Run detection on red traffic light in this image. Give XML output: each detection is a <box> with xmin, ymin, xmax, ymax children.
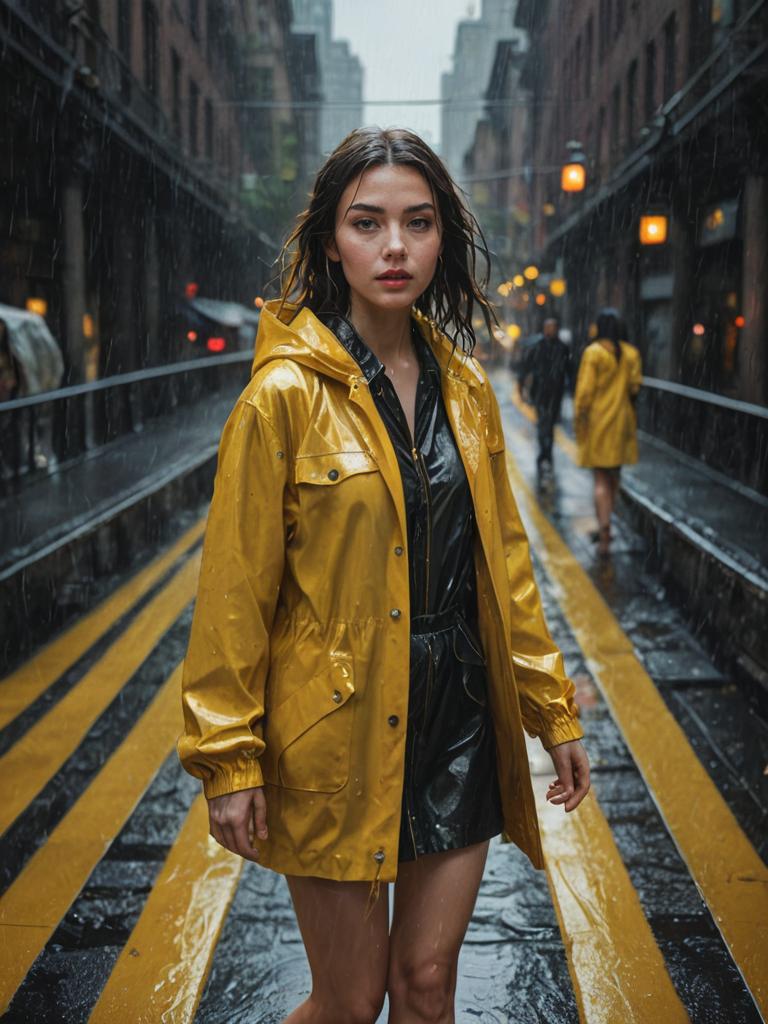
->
<box><xmin>206</xmin><ymin>336</ymin><xmax>226</xmax><ymax>353</ymax></box>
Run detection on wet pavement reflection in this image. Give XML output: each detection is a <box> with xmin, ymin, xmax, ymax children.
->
<box><xmin>0</xmin><ymin>366</ymin><xmax>766</xmax><ymax>1023</ymax></box>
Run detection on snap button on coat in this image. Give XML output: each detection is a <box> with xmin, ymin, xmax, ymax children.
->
<box><xmin>390</xmin><ymin>608</ymin><xmax>402</xmax><ymax>620</ymax></box>
<box><xmin>388</xmin><ymin>715</ymin><xmax>399</xmax><ymax>727</ymax></box>
<box><xmin>328</xmin><ymin>468</ymin><xmax>340</xmax><ymax>480</ymax></box>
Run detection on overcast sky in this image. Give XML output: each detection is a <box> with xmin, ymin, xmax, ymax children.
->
<box><xmin>332</xmin><ymin>0</ymin><xmax>480</xmax><ymax>148</ymax></box>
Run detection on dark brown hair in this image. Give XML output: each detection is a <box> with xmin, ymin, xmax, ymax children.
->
<box><xmin>279</xmin><ymin>126</ymin><xmax>497</xmax><ymax>354</ymax></box>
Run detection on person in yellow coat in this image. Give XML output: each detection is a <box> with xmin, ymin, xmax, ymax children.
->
<box><xmin>178</xmin><ymin>127</ymin><xmax>589</xmax><ymax>1023</ymax></box>
<box><xmin>575</xmin><ymin>309</ymin><xmax>643</xmax><ymax>555</ymax></box>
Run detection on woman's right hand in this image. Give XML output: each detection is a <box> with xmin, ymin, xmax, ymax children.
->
<box><xmin>207</xmin><ymin>787</ymin><xmax>267</xmax><ymax>862</ymax></box>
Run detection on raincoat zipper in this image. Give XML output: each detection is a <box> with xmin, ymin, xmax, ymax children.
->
<box><xmin>412</xmin><ymin>446</ymin><xmax>432</xmax><ymax>614</ymax></box>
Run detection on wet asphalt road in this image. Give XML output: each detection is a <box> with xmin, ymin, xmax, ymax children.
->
<box><xmin>0</xmin><ymin>365</ymin><xmax>766</xmax><ymax>1023</ymax></box>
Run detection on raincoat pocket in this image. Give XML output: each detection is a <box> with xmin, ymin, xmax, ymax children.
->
<box><xmin>294</xmin><ymin>449</ymin><xmax>378</xmax><ymax>485</ymax></box>
<box><xmin>264</xmin><ymin>662</ymin><xmax>356</xmax><ymax>793</ymax></box>
<box><xmin>453</xmin><ymin>619</ymin><xmax>488</xmax><ymax>707</ymax></box>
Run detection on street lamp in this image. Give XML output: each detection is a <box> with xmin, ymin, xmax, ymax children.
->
<box><xmin>561</xmin><ymin>140</ymin><xmax>586</xmax><ymax>193</ymax></box>
<box><xmin>549</xmin><ymin>278</ymin><xmax>567</xmax><ymax>297</ymax></box>
<box><xmin>523</xmin><ymin>265</ymin><xmax>539</xmax><ymax>281</ymax></box>
<box><xmin>639</xmin><ymin>214</ymin><xmax>669</xmax><ymax>245</ymax></box>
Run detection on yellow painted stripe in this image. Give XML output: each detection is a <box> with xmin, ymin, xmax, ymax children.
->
<box><xmin>0</xmin><ymin>518</ymin><xmax>205</xmax><ymax>732</ymax></box>
<box><xmin>510</xmin><ymin>387</ymin><xmax>578</xmax><ymax>462</ymax></box>
<box><xmin>530</xmin><ymin>756</ymin><xmax>689</xmax><ymax>1022</ymax></box>
<box><xmin>0</xmin><ymin>664</ymin><xmax>184</xmax><ymax>1012</ymax></box>
<box><xmin>89</xmin><ymin>795</ymin><xmax>241</xmax><ymax>1024</ymax></box>
<box><xmin>0</xmin><ymin>550</ymin><xmax>201</xmax><ymax>837</ymax></box>
<box><xmin>507</xmin><ymin>448</ymin><xmax>768</xmax><ymax>1017</ymax></box>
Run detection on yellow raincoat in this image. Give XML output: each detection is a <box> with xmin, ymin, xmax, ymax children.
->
<box><xmin>178</xmin><ymin>301</ymin><xmax>583</xmax><ymax>882</ymax></box>
<box><xmin>575</xmin><ymin>340</ymin><xmax>643</xmax><ymax>468</ymax></box>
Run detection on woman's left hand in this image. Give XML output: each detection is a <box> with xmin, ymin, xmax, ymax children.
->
<box><xmin>546</xmin><ymin>739</ymin><xmax>590</xmax><ymax>812</ymax></box>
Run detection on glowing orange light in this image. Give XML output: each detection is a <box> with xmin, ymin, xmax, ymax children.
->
<box><xmin>254</xmin><ymin>296</ymin><xmax>265</xmax><ymax>309</ymax></box>
<box><xmin>523</xmin><ymin>265</ymin><xmax>539</xmax><ymax>281</ymax></box>
<box><xmin>26</xmin><ymin>298</ymin><xmax>48</xmax><ymax>316</ymax></box>
<box><xmin>535</xmin><ymin>294</ymin><xmax>547</xmax><ymax>306</ymax></box>
<box><xmin>185</xmin><ymin>282</ymin><xmax>200</xmax><ymax>299</ymax></box>
<box><xmin>550</xmin><ymin>278</ymin><xmax>567</xmax><ymax>297</ymax></box>
<box><xmin>513</xmin><ymin>274</ymin><xmax>525</xmax><ymax>287</ymax></box>
<box><xmin>561</xmin><ymin>162</ymin><xmax>586</xmax><ymax>192</ymax></box>
<box><xmin>734</xmin><ymin>315</ymin><xmax>745</xmax><ymax>328</ymax></box>
<box><xmin>692</xmin><ymin>323</ymin><xmax>706</xmax><ymax>336</ymax></box>
<box><xmin>187</xmin><ymin>330</ymin><xmax>198</xmax><ymax>342</ymax></box>
<box><xmin>207</xmin><ymin>336</ymin><xmax>226</xmax><ymax>352</ymax></box>
<box><xmin>639</xmin><ymin>215</ymin><xmax>668</xmax><ymax>245</ymax></box>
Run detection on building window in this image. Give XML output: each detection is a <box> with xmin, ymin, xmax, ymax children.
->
<box><xmin>204</xmin><ymin>97</ymin><xmax>214</xmax><ymax>159</ymax></box>
<box><xmin>189</xmin><ymin>79</ymin><xmax>199</xmax><ymax>155</ymax></box>
<box><xmin>143</xmin><ymin>2</ymin><xmax>159</xmax><ymax>98</ymax></box>
<box><xmin>117</xmin><ymin>0</ymin><xmax>131</xmax><ymax>99</ymax></box>
<box><xmin>597</xmin><ymin>105</ymin><xmax>606</xmax><ymax>172</ymax></box>
<box><xmin>117</xmin><ymin>0</ymin><xmax>131</xmax><ymax>59</ymax></box>
<box><xmin>663</xmin><ymin>13</ymin><xmax>678</xmax><ymax>100</ymax></box>
<box><xmin>189</xmin><ymin>0</ymin><xmax>200</xmax><ymax>39</ymax></box>
<box><xmin>206</xmin><ymin>0</ymin><xmax>219</xmax><ymax>61</ymax></box>
<box><xmin>644</xmin><ymin>38</ymin><xmax>657</xmax><ymax>120</ymax></box>
<box><xmin>585</xmin><ymin>16</ymin><xmax>594</xmax><ymax>97</ymax></box>
<box><xmin>610</xmin><ymin>82</ymin><xmax>621</xmax><ymax>153</ymax></box>
<box><xmin>171</xmin><ymin>49</ymin><xmax>182</xmax><ymax>138</ymax></box>
<box><xmin>626</xmin><ymin>59</ymin><xmax>637</xmax><ymax>143</ymax></box>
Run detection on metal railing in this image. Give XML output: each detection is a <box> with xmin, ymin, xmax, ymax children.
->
<box><xmin>0</xmin><ymin>353</ymin><xmax>252</xmax><ymax>487</ymax></box>
<box><xmin>637</xmin><ymin>377</ymin><xmax>768</xmax><ymax>497</ymax></box>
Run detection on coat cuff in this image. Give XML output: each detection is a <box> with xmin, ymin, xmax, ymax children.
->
<box><xmin>201</xmin><ymin>757</ymin><xmax>265</xmax><ymax>799</ymax></box>
<box><xmin>538</xmin><ymin>713</ymin><xmax>584</xmax><ymax>750</ymax></box>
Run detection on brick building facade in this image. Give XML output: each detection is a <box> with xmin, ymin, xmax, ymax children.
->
<box><xmin>476</xmin><ymin>0</ymin><xmax>768</xmax><ymax>404</ymax></box>
<box><xmin>0</xmin><ymin>0</ymin><xmax>321</xmax><ymax>384</ymax></box>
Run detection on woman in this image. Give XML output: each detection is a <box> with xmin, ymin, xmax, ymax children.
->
<box><xmin>574</xmin><ymin>308</ymin><xmax>643</xmax><ymax>556</ymax></box>
<box><xmin>178</xmin><ymin>127</ymin><xmax>589</xmax><ymax>1024</ymax></box>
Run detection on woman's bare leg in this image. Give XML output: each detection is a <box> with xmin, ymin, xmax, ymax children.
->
<box><xmin>283</xmin><ymin>875</ymin><xmax>390</xmax><ymax>1024</ymax></box>
<box><xmin>593</xmin><ymin>469</ymin><xmax>614</xmax><ymax>552</ymax></box>
<box><xmin>387</xmin><ymin>841</ymin><xmax>490</xmax><ymax>1024</ymax></box>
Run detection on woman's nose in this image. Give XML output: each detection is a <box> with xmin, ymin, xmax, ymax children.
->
<box><xmin>383</xmin><ymin>229</ymin><xmax>406</xmax><ymax>259</ymax></box>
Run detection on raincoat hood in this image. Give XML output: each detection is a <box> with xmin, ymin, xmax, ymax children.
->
<box><xmin>252</xmin><ymin>299</ymin><xmax>483</xmax><ymax>391</ymax></box>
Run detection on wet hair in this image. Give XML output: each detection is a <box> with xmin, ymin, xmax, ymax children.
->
<box><xmin>279</xmin><ymin>126</ymin><xmax>497</xmax><ymax>354</ymax></box>
<box><xmin>595</xmin><ymin>307</ymin><xmax>623</xmax><ymax>361</ymax></box>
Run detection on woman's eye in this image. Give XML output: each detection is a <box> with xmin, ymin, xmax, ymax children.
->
<box><xmin>410</xmin><ymin>218</ymin><xmax>432</xmax><ymax>231</ymax></box>
<box><xmin>353</xmin><ymin>218</ymin><xmax>377</xmax><ymax>231</ymax></box>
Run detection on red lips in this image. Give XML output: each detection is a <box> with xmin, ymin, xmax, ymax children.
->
<box><xmin>377</xmin><ymin>269</ymin><xmax>412</xmax><ymax>280</ymax></box>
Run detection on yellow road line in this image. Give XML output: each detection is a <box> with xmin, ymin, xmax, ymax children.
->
<box><xmin>0</xmin><ymin>664</ymin><xmax>184</xmax><ymax>1012</ymax></box>
<box><xmin>0</xmin><ymin>518</ymin><xmax>205</xmax><ymax>732</ymax></box>
<box><xmin>89</xmin><ymin>795</ymin><xmax>241</xmax><ymax>1024</ymax></box>
<box><xmin>530</xmin><ymin>756</ymin><xmax>689</xmax><ymax>1023</ymax></box>
<box><xmin>510</xmin><ymin>387</ymin><xmax>578</xmax><ymax>463</ymax></box>
<box><xmin>0</xmin><ymin>550</ymin><xmax>201</xmax><ymax>837</ymax></box>
<box><xmin>507</xmin><ymin>448</ymin><xmax>768</xmax><ymax>1018</ymax></box>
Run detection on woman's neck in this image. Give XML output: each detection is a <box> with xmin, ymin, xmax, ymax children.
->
<box><xmin>348</xmin><ymin>298</ymin><xmax>414</xmax><ymax>367</ymax></box>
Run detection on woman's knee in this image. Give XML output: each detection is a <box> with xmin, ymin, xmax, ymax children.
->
<box><xmin>388</xmin><ymin>958</ymin><xmax>455</xmax><ymax>1020</ymax></box>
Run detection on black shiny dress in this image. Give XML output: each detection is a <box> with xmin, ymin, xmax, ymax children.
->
<box><xmin>319</xmin><ymin>314</ymin><xmax>504</xmax><ymax>861</ymax></box>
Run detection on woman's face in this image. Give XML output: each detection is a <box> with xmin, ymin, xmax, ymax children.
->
<box><xmin>326</xmin><ymin>163</ymin><xmax>442</xmax><ymax>315</ymax></box>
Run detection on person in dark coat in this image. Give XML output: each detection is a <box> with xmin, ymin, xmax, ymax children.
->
<box><xmin>517</xmin><ymin>317</ymin><xmax>572</xmax><ymax>474</ymax></box>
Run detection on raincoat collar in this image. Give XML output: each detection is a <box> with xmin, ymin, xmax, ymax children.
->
<box><xmin>315</xmin><ymin>311</ymin><xmax>441</xmax><ymax>389</ymax></box>
<box><xmin>253</xmin><ymin>300</ymin><xmax>483</xmax><ymax>392</ymax></box>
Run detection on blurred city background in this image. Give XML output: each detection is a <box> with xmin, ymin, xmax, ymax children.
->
<box><xmin>0</xmin><ymin>2</ymin><xmax>766</xmax><ymax>1021</ymax></box>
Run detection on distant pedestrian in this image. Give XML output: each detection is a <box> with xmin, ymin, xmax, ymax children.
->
<box><xmin>179</xmin><ymin>126</ymin><xmax>589</xmax><ymax>1023</ymax></box>
<box><xmin>517</xmin><ymin>317</ymin><xmax>572</xmax><ymax>476</ymax></box>
<box><xmin>574</xmin><ymin>308</ymin><xmax>642</xmax><ymax>555</ymax></box>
